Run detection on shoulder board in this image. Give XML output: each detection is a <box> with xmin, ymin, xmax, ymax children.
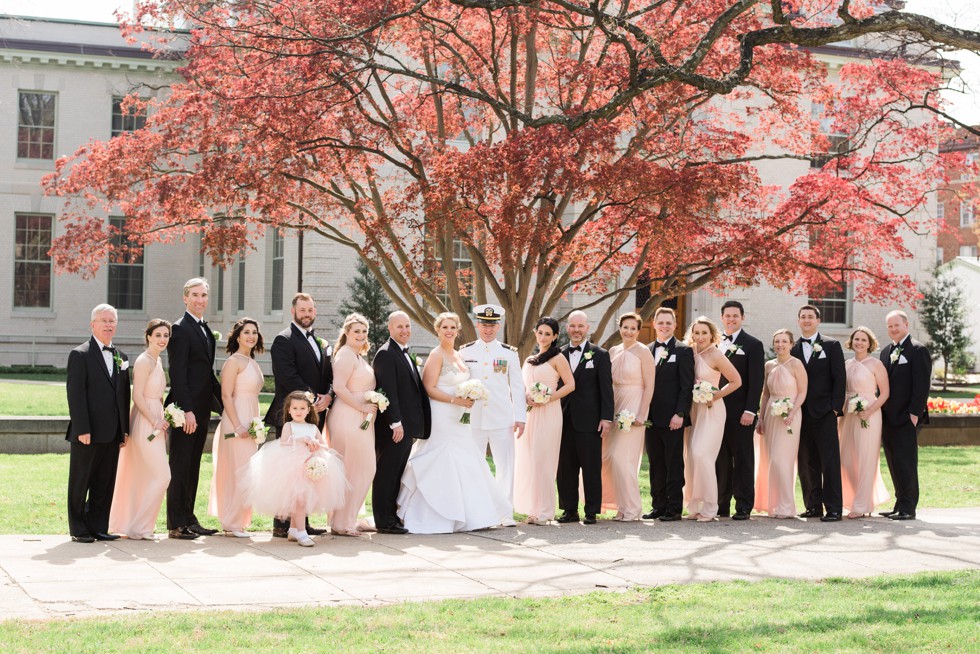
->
<box><xmin>501</xmin><ymin>343</ymin><xmax>519</xmax><ymax>352</ymax></box>
<box><xmin>460</xmin><ymin>341</ymin><xmax>477</xmax><ymax>349</ymax></box>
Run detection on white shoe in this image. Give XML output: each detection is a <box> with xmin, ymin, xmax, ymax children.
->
<box><xmin>287</xmin><ymin>528</ymin><xmax>299</xmax><ymax>542</ymax></box>
<box><xmin>227</xmin><ymin>530</ymin><xmax>250</xmax><ymax>538</ymax></box>
<box><xmin>295</xmin><ymin>531</ymin><xmax>314</xmax><ymax>547</ymax></box>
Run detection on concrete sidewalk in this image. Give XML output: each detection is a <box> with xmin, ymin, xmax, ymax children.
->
<box><xmin>2</xmin><ymin>508</ymin><xmax>978</xmax><ymax>621</ymax></box>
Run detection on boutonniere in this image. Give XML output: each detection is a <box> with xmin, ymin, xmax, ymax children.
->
<box><xmin>719</xmin><ymin>341</ymin><xmax>741</xmax><ymax>358</ymax></box>
<box><xmin>112</xmin><ymin>351</ymin><xmax>124</xmax><ymax>370</ymax></box>
<box><xmin>655</xmin><ymin>348</ymin><xmax>669</xmax><ymax>366</ymax></box>
<box><xmin>317</xmin><ymin>337</ymin><xmax>327</xmax><ymax>351</ymax></box>
<box><xmin>212</xmin><ymin>330</ymin><xmax>222</xmax><ymax>342</ymax></box>
<box><xmin>889</xmin><ymin>346</ymin><xmax>902</xmax><ymax>364</ymax></box>
<box><xmin>812</xmin><ymin>342</ymin><xmax>823</xmax><ymax>353</ymax></box>
<box><xmin>408</xmin><ymin>352</ymin><xmax>420</xmax><ymax>367</ymax></box>
<box><xmin>583</xmin><ymin>351</ymin><xmax>594</xmax><ymax>361</ymax></box>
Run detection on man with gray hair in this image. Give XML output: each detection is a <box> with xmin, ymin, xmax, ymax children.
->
<box><xmin>65</xmin><ymin>304</ymin><xmax>130</xmax><ymax>542</ymax></box>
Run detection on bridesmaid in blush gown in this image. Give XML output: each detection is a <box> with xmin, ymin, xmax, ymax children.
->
<box><xmin>682</xmin><ymin>316</ymin><xmax>741</xmax><ymax>522</ymax></box>
<box><xmin>601</xmin><ymin>312</ymin><xmax>655</xmax><ymax>521</ymax></box>
<box><xmin>398</xmin><ymin>312</ymin><xmax>511</xmax><ymax>533</ymax></box>
<box><xmin>326</xmin><ymin>313</ymin><xmax>378</xmax><ymax>537</ymax></box>
<box><xmin>839</xmin><ymin>326</ymin><xmax>891</xmax><ymax>518</ymax></box>
<box><xmin>755</xmin><ymin>329</ymin><xmax>808</xmax><ymax>518</ymax></box>
<box><xmin>514</xmin><ymin>317</ymin><xmax>576</xmax><ymax>524</ymax></box>
<box><xmin>208</xmin><ymin>318</ymin><xmax>265</xmax><ymax>537</ymax></box>
<box><xmin>109</xmin><ymin>319</ymin><xmax>172</xmax><ymax>539</ymax></box>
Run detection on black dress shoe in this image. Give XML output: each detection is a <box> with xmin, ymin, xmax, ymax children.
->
<box><xmin>889</xmin><ymin>512</ymin><xmax>916</xmax><ymax>521</ymax></box>
<box><xmin>94</xmin><ymin>532</ymin><xmax>120</xmax><ymax>541</ymax></box>
<box><xmin>732</xmin><ymin>511</ymin><xmax>750</xmax><ymax>521</ymax></box>
<box><xmin>659</xmin><ymin>512</ymin><xmax>682</xmax><ymax>522</ymax></box>
<box><xmin>306</xmin><ymin>526</ymin><xmax>328</xmax><ymax>536</ymax></box>
<box><xmin>556</xmin><ymin>513</ymin><xmax>580</xmax><ymax>524</ymax></box>
<box><xmin>820</xmin><ymin>512</ymin><xmax>842</xmax><ymax>522</ymax></box>
<box><xmin>272</xmin><ymin>527</ymin><xmax>289</xmax><ymax>538</ymax></box>
<box><xmin>377</xmin><ymin>525</ymin><xmax>409</xmax><ymax>534</ymax></box>
<box><xmin>583</xmin><ymin>514</ymin><xmax>597</xmax><ymax>525</ymax></box>
<box><xmin>71</xmin><ymin>535</ymin><xmax>96</xmax><ymax>543</ymax></box>
<box><xmin>878</xmin><ymin>510</ymin><xmax>897</xmax><ymax>518</ymax></box>
<box><xmin>188</xmin><ymin>524</ymin><xmax>218</xmax><ymax>536</ymax></box>
<box><xmin>799</xmin><ymin>508</ymin><xmax>823</xmax><ymax>519</ymax></box>
<box><xmin>642</xmin><ymin>509</ymin><xmax>665</xmax><ymax>520</ymax></box>
<box><xmin>169</xmin><ymin>527</ymin><xmax>200</xmax><ymax>540</ymax></box>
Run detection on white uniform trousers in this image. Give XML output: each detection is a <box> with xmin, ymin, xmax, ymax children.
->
<box><xmin>472</xmin><ymin>426</ymin><xmax>515</xmax><ymax>518</ymax></box>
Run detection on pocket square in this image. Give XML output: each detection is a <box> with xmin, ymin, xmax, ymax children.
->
<box><xmin>120</xmin><ymin>360</ymin><xmax>130</xmax><ymax>371</ymax></box>
<box><xmin>818</xmin><ymin>351</ymin><xmax>827</xmax><ymax>359</ymax></box>
<box><xmin>668</xmin><ymin>354</ymin><xmax>677</xmax><ymax>363</ymax></box>
<box><xmin>735</xmin><ymin>349</ymin><xmax>745</xmax><ymax>355</ymax></box>
<box><xmin>898</xmin><ymin>355</ymin><xmax>908</xmax><ymax>364</ymax></box>
<box><xmin>585</xmin><ymin>361</ymin><xmax>595</xmax><ymax>369</ymax></box>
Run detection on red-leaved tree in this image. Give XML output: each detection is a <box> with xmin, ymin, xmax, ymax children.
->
<box><xmin>43</xmin><ymin>0</ymin><xmax>980</xmax><ymax>354</ymax></box>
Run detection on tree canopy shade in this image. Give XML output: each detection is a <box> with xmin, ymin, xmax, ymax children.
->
<box><xmin>43</xmin><ymin>0</ymin><xmax>980</xmax><ymax>354</ymax></box>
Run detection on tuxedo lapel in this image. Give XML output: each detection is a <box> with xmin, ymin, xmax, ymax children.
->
<box><xmin>572</xmin><ymin>343</ymin><xmax>591</xmax><ymax>380</ymax></box>
<box><xmin>391</xmin><ymin>338</ymin><xmax>421</xmax><ymax>388</ymax></box>
<box><xmin>88</xmin><ymin>337</ymin><xmax>114</xmax><ymax>388</ymax></box>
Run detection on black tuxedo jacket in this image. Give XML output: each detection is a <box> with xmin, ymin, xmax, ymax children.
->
<box><xmin>165</xmin><ymin>311</ymin><xmax>222</xmax><ymax>418</ymax></box>
<box><xmin>265</xmin><ymin>323</ymin><xmax>333</xmax><ymax>427</ymax></box>
<box><xmin>559</xmin><ymin>341</ymin><xmax>614</xmax><ymax>432</ymax></box>
<box><xmin>372</xmin><ymin>338</ymin><xmax>431</xmax><ymax>439</ymax></box>
<box><xmin>880</xmin><ymin>336</ymin><xmax>931</xmax><ymax>426</ymax></box>
<box><xmin>648</xmin><ymin>337</ymin><xmax>695</xmax><ymax>429</ymax></box>
<box><xmin>720</xmin><ymin>330</ymin><xmax>765</xmax><ymax>419</ymax></box>
<box><xmin>65</xmin><ymin>336</ymin><xmax>131</xmax><ymax>444</ymax></box>
<box><xmin>790</xmin><ymin>334</ymin><xmax>846</xmax><ymax>419</ymax></box>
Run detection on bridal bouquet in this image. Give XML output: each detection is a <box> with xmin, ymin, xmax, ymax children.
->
<box><xmin>225</xmin><ymin>417</ymin><xmax>269</xmax><ymax>444</ymax></box>
<box><xmin>150</xmin><ymin>403</ymin><xmax>185</xmax><ymax>441</ymax></box>
<box><xmin>361</xmin><ymin>390</ymin><xmax>390</xmax><ymax>430</ymax></box>
<box><xmin>848</xmin><ymin>395</ymin><xmax>870</xmax><ymax>428</ymax></box>
<box><xmin>526</xmin><ymin>382</ymin><xmax>552</xmax><ymax>412</ymax></box>
<box><xmin>692</xmin><ymin>381</ymin><xmax>718</xmax><ymax>405</ymax></box>
<box><xmin>305</xmin><ymin>456</ymin><xmax>328</xmax><ymax>480</ymax></box>
<box><xmin>455</xmin><ymin>379</ymin><xmax>489</xmax><ymax>424</ymax></box>
<box><xmin>770</xmin><ymin>397</ymin><xmax>794</xmax><ymax>435</ymax></box>
<box><xmin>614</xmin><ymin>410</ymin><xmax>653</xmax><ymax>431</ymax></box>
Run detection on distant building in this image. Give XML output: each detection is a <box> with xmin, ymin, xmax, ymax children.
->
<box><xmin>937</xmin><ymin>128</ymin><xmax>979</xmax><ymax>265</ymax></box>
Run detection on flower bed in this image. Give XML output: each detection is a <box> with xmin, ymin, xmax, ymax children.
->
<box><xmin>927</xmin><ymin>395</ymin><xmax>980</xmax><ymax>415</ymax></box>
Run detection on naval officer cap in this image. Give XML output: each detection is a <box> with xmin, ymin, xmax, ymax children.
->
<box><xmin>474</xmin><ymin>304</ymin><xmax>505</xmax><ymax>323</ymax></box>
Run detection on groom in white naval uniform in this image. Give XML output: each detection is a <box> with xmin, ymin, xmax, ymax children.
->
<box><xmin>459</xmin><ymin>304</ymin><xmax>526</xmax><ymax>526</ymax></box>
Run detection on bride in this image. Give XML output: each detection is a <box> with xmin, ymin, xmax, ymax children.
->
<box><xmin>397</xmin><ymin>312</ymin><xmax>510</xmax><ymax>533</ymax></box>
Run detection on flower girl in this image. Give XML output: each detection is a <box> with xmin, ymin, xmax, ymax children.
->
<box><xmin>247</xmin><ymin>391</ymin><xmax>348</xmax><ymax>546</ymax></box>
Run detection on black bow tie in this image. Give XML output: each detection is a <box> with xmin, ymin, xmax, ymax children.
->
<box><xmin>723</xmin><ymin>334</ymin><xmax>732</xmax><ymax>341</ymax></box>
<box><xmin>656</xmin><ymin>341</ymin><xmax>668</xmax><ymax>347</ymax></box>
<box><xmin>306</xmin><ymin>330</ymin><xmax>316</xmax><ymax>339</ymax></box>
<box><xmin>402</xmin><ymin>347</ymin><xmax>410</xmax><ymax>354</ymax></box>
<box><xmin>570</xmin><ymin>345</ymin><xmax>582</xmax><ymax>352</ymax></box>
<box><xmin>102</xmin><ymin>345</ymin><xmax>115</xmax><ymax>352</ymax></box>
<box><xmin>803</xmin><ymin>337</ymin><xmax>814</xmax><ymax>344</ymax></box>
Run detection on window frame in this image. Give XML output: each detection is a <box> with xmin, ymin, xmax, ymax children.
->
<box><xmin>17</xmin><ymin>91</ymin><xmax>57</xmax><ymax>160</ymax></box>
<box><xmin>13</xmin><ymin>213</ymin><xmax>54</xmax><ymax>308</ymax></box>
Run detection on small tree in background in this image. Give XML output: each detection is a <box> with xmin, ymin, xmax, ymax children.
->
<box><xmin>337</xmin><ymin>258</ymin><xmax>394</xmax><ymax>356</ymax></box>
<box><xmin>920</xmin><ymin>267</ymin><xmax>971</xmax><ymax>390</ymax></box>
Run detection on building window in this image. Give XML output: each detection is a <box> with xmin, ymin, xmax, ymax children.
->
<box><xmin>17</xmin><ymin>92</ymin><xmax>56</xmax><ymax>160</ymax></box>
<box><xmin>432</xmin><ymin>237</ymin><xmax>474</xmax><ymax>309</ymax></box>
<box><xmin>107</xmin><ymin>217</ymin><xmax>144</xmax><ymax>311</ymax></box>
<box><xmin>808</xmin><ymin>284</ymin><xmax>851</xmax><ymax>326</ymax></box>
<box><xmin>110</xmin><ymin>96</ymin><xmax>147</xmax><ymax>137</ymax></box>
<box><xmin>937</xmin><ymin>201</ymin><xmax>945</xmax><ymax>222</ymax></box>
<box><xmin>961</xmin><ymin>203</ymin><xmax>975</xmax><ymax>227</ymax></box>
<box><xmin>237</xmin><ymin>253</ymin><xmax>246</xmax><ymax>312</ymax></box>
<box><xmin>269</xmin><ymin>228</ymin><xmax>284</xmax><ymax>311</ymax></box>
<box><xmin>809</xmin><ymin>102</ymin><xmax>849</xmax><ymax>169</ymax></box>
<box><xmin>936</xmin><ymin>247</ymin><xmax>944</xmax><ymax>265</ymax></box>
<box><xmin>14</xmin><ymin>213</ymin><xmax>53</xmax><ymax>307</ymax></box>
<box><xmin>960</xmin><ymin>245</ymin><xmax>978</xmax><ymax>258</ymax></box>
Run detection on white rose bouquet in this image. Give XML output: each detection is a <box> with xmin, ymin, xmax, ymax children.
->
<box><xmin>305</xmin><ymin>457</ymin><xmax>328</xmax><ymax>480</ymax></box>
<box><xmin>150</xmin><ymin>403</ymin><xmax>185</xmax><ymax>441</ymax></box>
<box><xmin>692</xmin><ymin>380</ymin><xmax>718</xmax><ymax>405</ymax></box>
<box><xmin>614</xmin><ymin>410</ymin><xmax>653</xmax><ymax>431</ymax></box>
<box><xmin>361</xmin><ymin>390</ymin><xmax>390</xmax><ymax>430</ymax></box>
<box><xmin>224</xmin><ymin>416</ymin><xmax>269</xmax><ymax>444</ymax></box>
<box><xmin>526</xmin><ymin>382</ymin><xmax>552</xmax><ymax>412</ymax></box>
<box><xmin>848</xmin><ymin>395</ymin><xmax>870</xmax><ymax>428</ymax></box>
<box><xmin>770</xmin><ymin>397</ymin><xmax>794</xmax><ymax>435</ymax></box>
<box><xmin>455</xmin><ymin>379</ymin><xmax>489</xmax><ymax>424</ymax></box>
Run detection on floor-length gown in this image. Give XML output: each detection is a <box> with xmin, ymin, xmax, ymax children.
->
<box><xmin>600</xmin><ymin>344</ymin><xmax>647</xmax><ymax>521</ymax></box>
<box><xmin>327</xmin><ymin>348</ymin><xmax>377</xmax><ymax>533</ymax></box>
<box><xmin>109</xmin><ymin>353</ymin><xmax>171</xmax><ymax>538</ymax></box>
<box><xmin>208</xmin><ymin>354</ymin><xmax>262</xmax><ymax>532</ymax></box>
<box><xmin>683</xmin><ymin>351</ymin><xmax>726</xmax><ymax>518</ymax></box>
<box><xmin>839</xmin><ymin>358</ymin><xmax>890</xmax><ymax>515</ymax></box>
<box><xmin>754</xmin><ymin>361</ymin><xmax>802</xmax><ymax>518</ymax></box>
<box><xmin>514</xmin><ymin>360</ymin><xmax>563</xmax><ymax>521</ymax></box>
<box><xmin>398</xmin><ymin>365</ymin><xmax>510</xmax><ymax>533</ymax></box>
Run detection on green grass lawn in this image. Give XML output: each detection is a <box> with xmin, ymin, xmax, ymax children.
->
<box><xmin>1</xmin><ymin>447</ymin><xmax>976</xmax><ymax>535</ymax></box>
<box><xmin>0</xmin><ymin>571</ymin><xmax>976</xmax><ymax>652</ymax></box>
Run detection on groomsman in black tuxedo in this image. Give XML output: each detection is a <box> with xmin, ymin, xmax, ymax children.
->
<box><xmin>556</xmin><ymin>310</ymin><xmax>614</xmax><ymax>525</ymax></box>
<box><xmin>266</xmin><ymin>292</ymin><xmax>334</xmax><ymax>537</ymax></box>
<box><xmin>643</xmin><ymin>307</ymin><xmax>694</xmax><ymax>521</ymax></box>
<box><xmin>715</xmin><ymin>301</ymin><xmax>765</xmax><ymax>520</ymax></box>
<box><xmin>791</xmin><ymin>305</ymin><xmax>846</xmax><ymax>522</ymax></box>
<box><xmin>65</xmin><ymin>304</ymin><xmax>130</xmax><ymax>543</ymax></box>
<box><xmin>879</xmin><ymin>310</ymin><xmax>931</xmax><ymax>521</ymax></box>
<box><xmin>166</xmin><ymin>278</ymin><xmax>223</xmax><ymax>540</ymax></box>
<box><xmin>372</xmin><ymin>311</ymin><xmax>431</xmax><ymax>534</ymax></box>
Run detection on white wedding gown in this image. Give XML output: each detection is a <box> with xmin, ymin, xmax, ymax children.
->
<box><xmin>397</xmin><ymin>365</ymin><xmax>511</xmax><ymax>533</ymax></box>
